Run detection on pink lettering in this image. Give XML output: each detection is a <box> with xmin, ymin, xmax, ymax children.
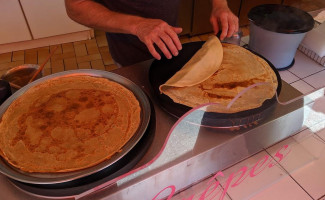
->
<box><xmin>231</xmin><ymin>166</ymin><xmax>248</xmax><ymax>187</ymax></box>
<box><xmin>152</xmin><ymin>144</ymin><xmax>291</xmax><ymax>200</ymax></box>
<box><xmin>274</xmin><ymin>144</ymin><xmax>291</xmax><ymax>162</ymax></box>
<box><xmin>221</xmin><ymin>166</ymin><xmax>249</xmax><ymax>199</ymax></box>
<box><xmin>199</xmin><ymin>171</ymin><xmax>224</xmax><ymax>200</ymax></box>
<box><xmin>269</xmin><ymin>144</ymin><xmax>291</xmax><ymax>168</ymax></box>
<box><xmin>250</xmin><ymin>155</ymin><xmax>269</xmax><ymax>177</ymax></box>
<box><xmin>152</xmin><ymin>185</ymin><xmax>176</xmax><ymax>200</ymax></box>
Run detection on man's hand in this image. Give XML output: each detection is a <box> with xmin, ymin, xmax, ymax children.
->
<box><xmin>65</xmin><ymin>0</ymin><xmax>183</xmax><ymax>61</ymax></box>
<box><xmin>210</xmin><ymin>0</ymin><xmax>239</xmax><ymax>40</ymax></box>
<box><xmin>134</xmin><ymin>19</ymin><xmax>183</xmax><ymax>60</ymax></box>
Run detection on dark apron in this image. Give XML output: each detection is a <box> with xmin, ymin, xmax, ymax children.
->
<box><xmin>99</xmin><ymin>0</ymin><xmax>180</xmax><ymax>66</ymax></box>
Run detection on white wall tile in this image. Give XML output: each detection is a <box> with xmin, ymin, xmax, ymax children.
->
<box><xmin>279</xmin><ymin>70</ymin><xmax>300</xmax><ymax>84</ymax></box>
<box><xmin>290</xmin><ymin>80</ymin><xmax>315</xmax><ymax>94</ymax></box>
<box><xmin>288</xmin><ymin>51</ymin><xmax>324</xmax><ymax>79</ymax></box>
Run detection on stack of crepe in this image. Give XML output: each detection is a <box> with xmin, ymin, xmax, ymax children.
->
<box><xmin>0</xmin><ymin>75</ymin><xmax>141</xmax><ymax>173</ymax></box>
<box><xmin>160</xmin><ymin>36</ymin><xmax>278</xmax><ymax>113</ymax></box>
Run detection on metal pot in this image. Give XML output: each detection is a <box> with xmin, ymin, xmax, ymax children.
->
<box><xmin>248</xmin><ymin>4</ymin><xmax>314</xmax><ymax>70</ymax></box>
<box><xmin>1</xmin><ymin>64</ymin><xmax>42</xmax><ymax>92</ymax></box>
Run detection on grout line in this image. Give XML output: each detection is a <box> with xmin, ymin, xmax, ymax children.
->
<box><xmin>289</xmin><ymin>78</ymin><xmax>303</xmax><ymax>85</ymax></box>
<box><xmin>289</xmin><ymin>67</ymin><xmax>325</xmax><ymax>81</ymax></box>
<box><xmin>289</xmin><ymin>79</ymin><xmax>317</xmax><ymax>91</ymax></box>
<box><xmin>213</xmin><ymin>176</ymin><xmax>233</xmax><ymax>200</ymax></box>
<box><xmin>70</xmin><ymin>43</ymin><xmax>77</xmax><ymax>71</ymax></box>
<box><xmin>302</xmin><ymin>79</ymin><xmax>317</xmax><ymax>89</ymax></box>
<box><xmin>313</xmin><ymin>132</ymin><xmax>325</xmax><ymax>145</ymax></box>
<box><xmin>92</xmin><ymin>38</ymin><xmax>101</xmax><ymax>69</ymax></box>
<box><xmin>286</xmin><ymin>70</ymin><xmax>301</xmax><ymax>80</ymax></box>
<box><xmin>264</xmin><ymin>150</ymin><xmax>315</xmax><ymax>199</ymax></box>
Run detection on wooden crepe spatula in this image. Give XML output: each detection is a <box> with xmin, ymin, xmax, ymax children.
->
<box><xmin>27</xmin><ymin>46</ymin><xmax>59</xmax><ymax>84</ymax></box>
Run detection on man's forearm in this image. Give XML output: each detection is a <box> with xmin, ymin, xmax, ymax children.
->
<box><xmin>65</xmin><ymin>0</ymin><xmax>143</xmax><ymax>35</ymax></box>
<box><xmin>211</xmin><ymin>0</ymin><xmax>229</xmax><ymax>10</ymax></box>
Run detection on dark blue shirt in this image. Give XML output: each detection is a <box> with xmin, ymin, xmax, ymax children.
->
<box><xmin>99</xmin><ymin>0</ymin><xmax>180</xmax><ymax>66</ymax></box>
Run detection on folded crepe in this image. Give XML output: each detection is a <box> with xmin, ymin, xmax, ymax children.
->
<box><xmin>160</xmin><ymin>36</ymin><xmax>223</xmax><ymax>88</ymax></box>
<box><xmin>160</xmin><ymin>36</ymin><xmax>278</xmax><ymax>113</ymax></box>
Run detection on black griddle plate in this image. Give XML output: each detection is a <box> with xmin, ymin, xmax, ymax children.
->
<box><xmin>149</xmin><ymin>41</ymin><xmax>282</xmax><ymax>128</ymax></box>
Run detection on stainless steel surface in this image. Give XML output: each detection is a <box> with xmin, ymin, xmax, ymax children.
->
<box><xmin>103</xmin><ymin>104</ymin><xmax>305</xmax><ymax>200</ymax></box>
<box><xmin>219</xmin><ymin>29</ymin><xmax>243</xmax><ymax>45</ymax></box>
<box><xmin>0</xmin><ymin>69</ymin><xmax>151</xmax><ymax>185</ymax></box>
<box><xmin>84</xmin><ymin>64</ymin><xmax>306</xmax><ymax>200</ymax></box>
<box><xmin>0</xmin><ymin>52</ymin><xmax>317</xmax><ymax>199</ymax></box>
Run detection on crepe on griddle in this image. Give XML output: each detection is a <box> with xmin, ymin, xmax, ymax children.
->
<box><xmin>160</xmin><ymin>40</ymin><xmax>278</xmax><ymax>113</ymax></box>
<box><xmin>161</xmin><ymin>36</ymin><xmax>223</xmax><ymax>87</ymax></box>
<box><xmin>0</xmin><ymin>75</ymin><xmax>141</xmax><ymax>173</ymax></box>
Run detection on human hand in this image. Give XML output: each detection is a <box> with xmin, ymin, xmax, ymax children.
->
<box><xmin>210</xmin><ymin>5</ymin><xmax>239</xmax><ymax>40</ymax></box>
<box><xmin>134</xmin><ymin>18</ymin><xmax>182</xmax><ymax>60</ymax></box>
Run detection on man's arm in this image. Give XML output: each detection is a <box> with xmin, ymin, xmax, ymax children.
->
<box><xmin>65</xmin><ymin>0</ymin><xmax>182</xmax><ymax>60</ymax></box>
<box><xmin>210</xmin><ymin>0</ymin><xmax>239</xmax><ymax>40</ymax></box>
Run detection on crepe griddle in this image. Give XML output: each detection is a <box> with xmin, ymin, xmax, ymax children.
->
<box><xmin>9</xmin><ymin>97</ymin><xmax>156</xmax><ymax>198</ymax></box>
<box><xmin>149</xmin><ymin>41</ymin><xmax>282</xmax><ymax>128</ymax></box>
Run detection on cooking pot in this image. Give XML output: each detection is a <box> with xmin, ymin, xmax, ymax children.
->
<box><xmin>1</xmin><ymin>64</ymin><xmax>43</xmax><ymax>92</ymax></box>
<box><xmin>248</xmin><ymin>4</ymin><xmax>314</xmax><ymax>70</ymax></box>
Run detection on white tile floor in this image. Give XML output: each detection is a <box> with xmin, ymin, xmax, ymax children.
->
<box><xmin>172</xmin><ymin>36</ymin><xmax>325</xmax><ymax>200</ymax></box>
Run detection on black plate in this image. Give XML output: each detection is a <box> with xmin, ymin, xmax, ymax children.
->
<box><xmin>149</xmin><ymin>41</ymin><xmax>282</xmax><ymax>128</ymax></box>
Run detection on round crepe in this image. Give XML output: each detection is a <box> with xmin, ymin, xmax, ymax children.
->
<box><xmin>0</xmin><ymin>75</ymin><xmax>141</xmax><ymax>173</ymax></box>
<box><xmin>160</xmin><ymin>43</ymin><xmax>278</xmax><ymax>113</ymax></box>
